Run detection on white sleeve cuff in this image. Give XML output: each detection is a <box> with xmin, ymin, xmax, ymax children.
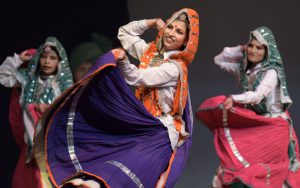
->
<box><xmin>232</xmin><ymin>94</ymin><xmax>246</xmax><ymax>103</ymax></box>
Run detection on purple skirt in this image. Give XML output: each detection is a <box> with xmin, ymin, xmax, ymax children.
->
<box><xmin>45</xmin><ymin>52</ymin><xmax>193</xmax><ymax>188</ymax></box>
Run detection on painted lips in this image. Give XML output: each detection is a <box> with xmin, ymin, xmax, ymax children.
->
<box><xmin>165</xmin><ymin>36</ymin><xmax>175</xmax><ymax>43</ymax></box>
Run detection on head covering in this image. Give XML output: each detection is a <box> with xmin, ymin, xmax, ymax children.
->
<box><xmin>137</xmin><ymin>8</ymin><xmax>199</xmax><ymax>187</ymax></box>
<box><xmin>244</xmin><ymin>26</ymin><xmax>282</xmax><ymax>70</ymax></box>
<box><xmin>147</xmin><ymin>8</ymin><xmax>199</xmax><ymax>66</ymax></box>
<box><xmin>16</xmin><ymin>36</ymin><xmax>73</xmax><ymax>106</ymax></box>
<box><xmin>138</xmin><ymin>8</ymin><xmax>199</xmax><ymax>117</ymax></box>
<box><xmin>240</xmin><ymin>27</ymin><xmax>292</xmax><ymax>112</ymax></box>
<box><xmin>69</xmin><ymin>33</ymin><xmax>112</xmax><ymax>73</ymax></box>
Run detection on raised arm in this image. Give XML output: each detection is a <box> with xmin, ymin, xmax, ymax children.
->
<box><xmin>0</xmin><ymin>50</ymin><xmax>34</xmax><ymax>87</ymax></box>
<box><xmin>214</xmin><ymin>45</ymin><xmax>244</xmax><ymax>75</ymax></box>
<box><xmin>118</xmin><ymin>18</ymin><xmax>165</xmax><ymax>60</ymax></box>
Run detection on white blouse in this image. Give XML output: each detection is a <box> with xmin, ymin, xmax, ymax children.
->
<box><xmin>0</xmin><ymin>53</ymin><xmax>23</xmax><ymax>87</ymax></box>
<box><xmin>0</xmin><ymin>54</ymin><xmax>62</xmax><ymax>97</ymax></box>
<box><xmin>214</xmin><ymin>46</ymin><xmax>283</xmax><ymax>113</ymax></box>
<box><xmin>118</xmin><ymin>19</ymin><xmax>182</xmax><ymax>150</ymax></box>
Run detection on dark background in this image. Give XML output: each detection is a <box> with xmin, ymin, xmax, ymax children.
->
<box><xmin>1</xmin><ymin>1</ymin><xmax>299</xmax><ymax>187</ymax></box>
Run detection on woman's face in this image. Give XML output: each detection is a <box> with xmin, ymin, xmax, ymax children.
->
<box><xmin>74</xmin><ymin>61</ymin><xmax>93</xmax><ymax>82</ymax></box>
<box><xmin>246</xmin><ymin>39</ymin><xmax>266</xmax><ymax>64</ymax></box>
<box><xmin>162</xmin><ymin>20</ymin><xmax>188</xmax><ymax>52</ymax></box>
<box><xmin>39</xmin><ymin>46</ymin><xmax>60</xmax><ymax>76</ymax></box>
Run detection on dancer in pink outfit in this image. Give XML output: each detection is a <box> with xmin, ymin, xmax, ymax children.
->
<box><xmin>197</xmin><ymin>27</ymin><xmax>300</xmax><ymax>188</ymax></box>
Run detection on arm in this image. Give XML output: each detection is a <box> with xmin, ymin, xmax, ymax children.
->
<box><xmin>118</xmin><ymin>58</ymin><xmax>179</xmax><ymax>87</ymax></box>
<box><xmin>232</xmin><ymin>69</ymin><xmax>278</xmax><ymax>104</ymax></box>
<box><xmin>214</xmin><ymin>45</ymin><xmax>244</xmax><ymax>75</ymax></box>
<box><xmin>0</xmin><ymin>54</ymin><xmax>23</xmax><ymax>87</ymax></box>
<box><xmin>0</xmin><ymin>50</ymin><xmax>34</xmax><ymax>87</ymax></box>
<box><xmin>118</xmin><ymin>18</ymin><xmax>165</xmax><ymax>60</ymax></box>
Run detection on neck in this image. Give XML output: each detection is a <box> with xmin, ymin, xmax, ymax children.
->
<box><xmin>160</xmin><ymin>46</ymin><xmax>170</xmax><ymax>55</ymax></box>
<box><xmin>40</xmin><ymin>72</ymin><xmax>56</xmax><ymax>80</ymax></box>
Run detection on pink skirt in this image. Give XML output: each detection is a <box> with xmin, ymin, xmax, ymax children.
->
<box><xmin>196</xmin><ymin>95</ymin><xmax>300</xmax><ymax>188</ymax></box>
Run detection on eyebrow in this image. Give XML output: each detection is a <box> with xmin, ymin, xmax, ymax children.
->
<box><xmin>173</xmin><ymin>24</ymin><xmax>185</xmax><ymax>31</ymax></box>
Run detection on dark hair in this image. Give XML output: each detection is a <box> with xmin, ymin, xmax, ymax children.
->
<box><xmin>245</xmin><ymin>39</ymin><xmax>267</xmax><ymax>70</ymax></box>
<box><xmin>175</xmin><ymin>13</ymin><xmax>190</xmax><ymax>31</ymax></box>
<box><xmin>36</xmin><ymin>45</ymin><xmax>61</xmax><ymax>75</ymax></box>
<box><xmin>175</xmin><ymin>13</ymin><xmax>190</xmax><ymax>50</ymax></box>
<box><xmin>41</xmin><ymin>45</ymin><xmax>62</xmax><ymax>61</ymax></box>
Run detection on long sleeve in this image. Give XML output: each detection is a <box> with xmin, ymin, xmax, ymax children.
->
<box><xmin>232</xmin><ymin>69</ymin><xmax>278</xmax><ymax>104</ymax></box>
<box><xmin>0</xmin><ymin>53</ymin><xmax>23</xmax><ymax>87</ymax></box>
<box><xmin>214</xmin><ymin>46</ymin><xmax>243</xmax><ymax>75</ymax></box>
<box><xmin>118</xmin><ymin>20</ymin><xmax>150</xmax><ymax>60</ymax></box>
<box><xmin>118</xmin><ymin>58</ymin><xmax>179</xmax><ymax>87</ymax></box>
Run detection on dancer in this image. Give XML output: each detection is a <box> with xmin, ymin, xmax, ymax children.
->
<box><xmin>0</xmin><ymin>37</ymin><xmax>73</xmax><ymax>188</ymax></box>
<box><xmin>196</xmin><ymin>27</ymin><xmax>300</xmax><ymax>188</ymax></box>
<box><xmin>36</xmin><ymin>8</ymin><xmax>199</xmax><ymax>188</ymax></box>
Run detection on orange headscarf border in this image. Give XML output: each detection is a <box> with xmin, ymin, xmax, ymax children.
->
<box><xmin>137</xmin><ymin>9</ymin><xmax>199</xmax><ymax>186</ymax></box>
<box><xmin>137</xmin><ymin>8</ymin><xmax>199</xmax><ymax>128</ymax></box>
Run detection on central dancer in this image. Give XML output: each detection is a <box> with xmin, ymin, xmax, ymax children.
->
<box><xmin>36</xmin><ymin>8</ymin><xmax>199</xmax><ymax>188</ymax></box>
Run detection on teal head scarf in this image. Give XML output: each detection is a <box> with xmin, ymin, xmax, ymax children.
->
<box><xmin>239</xmin><ymin>27</ymin><xmax>292</xmax><ymax>113</ymax></box>
<box><xmin>16</xmin><ymin>36</ymin><xmax>74</xmax><ymax>107</ymax></box>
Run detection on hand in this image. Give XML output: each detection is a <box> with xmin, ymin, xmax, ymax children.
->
<box><xmin>64</xmin><ymin>178</ymin><xmax>100</xmax><ymax>188</ymax></box>
<box><xmin>155</xmin><ymin>18</ymin><xmax>165</xmax><ymax>30</ymax></box>
<box><xmin>147</xmin><ymin>18</ymin><xmax>165</xmax><ymax>30</ymax></box>
<box><xmin>19</xmin><ymin>49</ymin><xmax>36</xmax><ymax>62</ymax></box>
<box><xmin>240</xmin><ymin>44</ymin><xmax>246</xmax><ymax>52</ymax></box>
<box><xmin>224</xmin><ymin>96</ymin><xmax>234</xmax><ymax>110</ymax></box>
<box><xmin>111</xmin><ymin>48</ymin><xmax>126</xmax><ymax>61</ymax></box>
<box><xmin>34</xmin><ymin>103</ymin><xmax>50</xmax><ymax>114</ymax></box>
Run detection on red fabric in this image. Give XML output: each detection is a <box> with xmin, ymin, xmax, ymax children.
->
<box><xmin>27</xmin><ymin>103</ymin><xmax>42</xmax><ymax>126</ymax></box>
<box><xmin>12</xmin><ymin>147</ymin><xmax>42</xmax><ymax>188</ymax></box>
<box><xmin>286</xmin><ymin>127</ymin><xmax>300</xmax><ymax>187</ymax></box>
<box><xmin>26</xmin><ymin>49</ymin><xmax>37</xmax><ymax>56</ymax></box>
<box><xmin>196</xmin><ymin>95</ymin><xmax>300</xmax><ymax>188</ymax></box>
<box><xmin>9</xmin><ymin>89</ymin><xmax>25</xmax><ymax>148</ymax></box>
<box><xmin>9</xmin><ymin>89</ymin><xmax>42</xmax><ymax>188</ymax></box>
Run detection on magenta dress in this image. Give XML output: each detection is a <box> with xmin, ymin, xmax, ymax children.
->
<box><xmin>196</xmin><ymin>95</ymin><xmax>300</xmax><ymax>187</ymax></box>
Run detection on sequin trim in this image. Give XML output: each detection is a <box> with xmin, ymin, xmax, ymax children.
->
<box><xmin>258</xmin><ymin>163</ymin><xmax>271</xmax><ymax>185</ymax></box>
<box><xmin>105</xmin><ymin>160</ymin><xmax>144</xmax><ymax>188</ymax></box>
<box><xmin>66</xmin><ymin>84</ymin><xmax>88</xmax><ymax>171</ymax></box>
<box><xmin>187</xmin><ymin>89</ymin><xmax>193</xmax><ymax>128</ymax></box>
<box><xmin>222</xmin><ymin>109</ymin><xmax>250</xmax><ymax>168</ymax></box>
<box><xmin>169</xmin><ymin>59</ymin><xmax>184</xmax><ymax>115</ymax></box>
